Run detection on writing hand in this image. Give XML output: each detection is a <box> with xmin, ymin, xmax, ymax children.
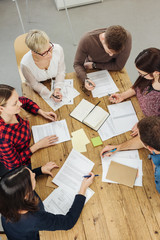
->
<box><xmin>109</xmin><ymin>93</ymin><xmax>124</xmax><ymax>103</ymax></box>
<box><xmin>85</xmin><ymin>79</ymin><xmax>95</xmax><ymax>91</ymax></box>
<box><xmin>100</xmin><ymin>145</ymin><xmax>118</xmax><ymax>157</ymax></box>
<box><xmin>52</xmin><ymin>88</ymin><xmax>62</xmax><ymax>102</ymax></box>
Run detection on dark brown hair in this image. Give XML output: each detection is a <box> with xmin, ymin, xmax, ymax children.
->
<box><xmin>0</xmin><ymin>166</ymin><xmax>39</xmax><ymax>222</ymax></box>
<box><xmin>104</xmin><ymin>25</ymin><xmax>127</xmax><ymax>52</ymax></box>
<box><xmin>137</xmin><ymin>116</ymin><xmax>160</xmax><ymax>151</ymax></box>
<box><xmin>0</xmin><ymin>84</ymin><xmax>15</xmax><ymax>107</ymax></box>
<box><xmin>132</xmin><ymin>48</ymin><xmax>160</xmax><ymax>93</ymax></box>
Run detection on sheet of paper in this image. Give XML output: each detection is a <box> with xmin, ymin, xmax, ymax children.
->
<box><xmin>101</xmin><ymin>151</ymin><xmax>143</xmax><ymax>187</ymax></box>
<box><xmin>106</xmin><ymin>161</ymin><xmax>138</xmax><ymax>188</ymax></box>
<box><xmin>43</xmin><ymin>186</ymin><xmax>94</xmax><ymax>215</ymax></box>
<box><xmin>52</xmin><ymin>149</ymin><xmax>94</xmax><ymax>192</ymax></box>
<box><xmin>87</xmin><ymin>70</ymin><xmax>119</xmax><ymax>98</ymax></box>
<box><xmin>98</xmin><ymin>101</ymin><xmax>139</xmax><ymax>140</ymax></box>
<box><xmin>42</xmin><ymin>79</ymin><xmax>80</xmax><ymax>111</ymax></box>
<box><xmin>32</xmin><ymin>119</ymin><xmax>71</xmax><ymax>144</ymax></box>
<box><xmin>71</xmin><ymin>129</ymin><xmax>90</xmax><ymax>152</ymax></box>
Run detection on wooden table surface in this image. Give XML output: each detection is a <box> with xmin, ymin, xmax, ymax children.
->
<box><xmin>17</xmin><ymin>69</ymin><xmax>160</xmax><ymax>240</ymax></box>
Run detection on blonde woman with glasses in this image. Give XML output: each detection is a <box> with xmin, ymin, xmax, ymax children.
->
<box><xmin>21</xmin><ymin>30</ymin><xmax>65</xmax><ymax>102</ymax></box>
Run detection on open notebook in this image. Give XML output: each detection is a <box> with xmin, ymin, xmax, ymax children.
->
<box><xmin>70</xmin><ymin>99</ymin><xmax>109</xmax><ymax>131</ymax></box>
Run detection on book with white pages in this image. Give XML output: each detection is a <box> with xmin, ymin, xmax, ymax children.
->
<box><xmin>42</xmin><ymin>79</ymin><xmax>80</xmax><ymax>111</ymax></box>
<box><xmin>87</xmin><ymin>70</ymin><xmax>119</xmax><ymax>98</ymax></box>
<box><xmin>32</xmin><ymin>119</ymin><xmax>71</xmax><ymax>144</ymax></box>
<box><xmin>43</xmin><ymin>186</ymin><xmax>95</xmax><ymax>215</ymax></box>
<box><xmin>70</xmin><ymin>99</ymin><xmax>109</xmax><ymax>131</ymax></box>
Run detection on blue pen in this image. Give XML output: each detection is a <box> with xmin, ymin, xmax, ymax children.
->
<box><xmin>83</xmin><ymin>174</ymin><xmax>100</xmax><ymax>178</ymax></box>
<box><xmin>102</xmin><ymin>148</ymin><xmax>117</xmax><ymax>156</ymax></box>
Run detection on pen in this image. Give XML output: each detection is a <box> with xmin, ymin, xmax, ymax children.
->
<box><xmin>85</xmin><ymin>79</ymin><xmax>95</xmax><ymax>87</ymax></box>
<box><xmin>83</xmin><ymin>174</ymin><xmax>100</xmax><ymax>178</ymax></box>
<box><xmin>52</xmin><ymin>94</ymin><xmax>60</xmax><ymax>99</ymax></box>
<box><xmin>102</xmin><ymin>148</ymin><xmax>117</xmax><ymax>156</ymax></box>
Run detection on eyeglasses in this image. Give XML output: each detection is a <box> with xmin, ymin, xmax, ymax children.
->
<box><xmin>138</xmin><ymin>72</ymin><xmax>152</xmax><ymax>78</ymax></box>
<box><xmin>34</xmin><ymin>42</ymin><xmax>54</xmax><ymax>57</ymax></box>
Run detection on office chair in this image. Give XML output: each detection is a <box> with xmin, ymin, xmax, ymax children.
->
<box><xmin>14</xmin><ymin>33</ymin><xmax>29</xmax><ymax>83</ymax></box>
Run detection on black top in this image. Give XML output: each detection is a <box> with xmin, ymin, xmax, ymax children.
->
<box><xmin>1</xmin><ymin>168</ymin><xmax>86</xmax><ymax>239</ymax></box>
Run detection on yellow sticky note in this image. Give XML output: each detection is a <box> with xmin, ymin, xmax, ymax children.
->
<box><xmin>91</xmin><ymin>136</ymin><xmax>103</xmax><ymax>147</ymax></box>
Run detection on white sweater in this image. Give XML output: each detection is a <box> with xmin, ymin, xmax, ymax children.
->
<box><xmin>21</xmin><ymin>44</ymin><xmax>66</xmax><ymax>99</ymax></box>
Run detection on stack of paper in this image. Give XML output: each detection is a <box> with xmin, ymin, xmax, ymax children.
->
<box><xmin>101</xmin><ymin>150</ymin><xmax>143</xmax><ymax>187</ymax></box>
<box><xmin>71</xmin><ymin>129</ymin><xmax>90</xmax><ymax>152</ymax></box>
<box><xmin>42</xmin><ymin>79</ymin><xmax>80</xmax><ymax>111</ymax></box>
<box><xmin>43</xmin><ymin>149</ymin><xmax>95</xmax><ymax>214</ymax></box>
<box><xmin>32</xmin><ymin>119</ymin><xmax>71</xmax><ymax>144</ymax></box>
<box><xmin>98</xmin><ymin>101</ymin><xmax>138</xmax><ymax>141</ymax></box>
<box><xmin>87</xmin><ymin>70</ymin><xmax>119</xmax><ymax>98</ymax></box>
<box><xmin>70</xmin><ymin>99</ymin><xmax>109</xmax><ymax>131</ymax></box>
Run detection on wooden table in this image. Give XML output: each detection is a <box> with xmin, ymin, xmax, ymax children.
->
<box><xmin>20</xmin><ymin>69</ymin><xmax>160</xmax><ymax>240</ymax></box>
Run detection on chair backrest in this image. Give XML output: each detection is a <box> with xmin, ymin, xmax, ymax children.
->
<box><xmin>14</xmin><ymin>33</ymin><xmax>29</xmax><ymax>82</ymax></box>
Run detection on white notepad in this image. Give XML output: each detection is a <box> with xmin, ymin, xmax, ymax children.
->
<box><xmin>70</xmin><ymin>99</ymin><xmax>109</xmax><ymax>131</ymax></box>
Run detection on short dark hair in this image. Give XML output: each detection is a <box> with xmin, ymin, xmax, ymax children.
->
<box><xmin>137</xmin><ymin>116</ymin><xmax>160</xmax><ymax>151</ymax></box>
<box><xmin>104</xmin><ymin>25</ymin><xmax>127</xmax><ymax>52</ymax></box>
<box><xmin>0</xmin><ymin>166</ymin><xmax>39</xmax><ymax>222</ymax></box>
<box><xmin>132</xmin><ymin>48</ymin><xmax>160</xmax><ymax>93</ymax></box>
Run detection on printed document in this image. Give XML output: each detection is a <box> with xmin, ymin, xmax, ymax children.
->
<box><xmin>42</xmin><ymin>79</ymin><xmax>80</xmax><ymax>111</ymax></box>
<box><xmin>43</xmin><ymin>149</ymin><xmax>95</xmax><ymax>214</ymax></box>
<box><xmin>32</xmin><ymin>119</ymin><xmax>71</xmax><ymax>144</ymax></box>
<box><xmin>98</xmin><ymin>101</ymin><xmax>138</xmax><ymax>140</ymax></box>
<box><xmin>87</xmin><ymin>70</ymin><xmax>119</xmax><ymax>98</ymax></box>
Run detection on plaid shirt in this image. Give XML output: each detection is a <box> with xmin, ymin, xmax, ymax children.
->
<box><xmin>0</xmin><ymin>97</ymin><xmax>40</xmax><ymax>170</ymax></box>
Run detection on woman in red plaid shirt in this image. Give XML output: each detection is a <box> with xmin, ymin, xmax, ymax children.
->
<box><xmin>0</xmin><ymin>84</ymin><xmax>58</xmax><ymax>175</ymax></box>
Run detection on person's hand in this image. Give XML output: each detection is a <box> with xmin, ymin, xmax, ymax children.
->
<box><xmin>84</xmin><ymin>62</ymin><xmax>93</xmax><ymax>70</ymax></box>
<box><xmin>41</xmin><ymin>162</ymin><xmax>59</xmax><ymax>177</ymax></box>
<box><xmin>38</xmin><ymin>109</ymin><xmax>57</xmax><ymax>121</ymax></box>
<box><xmin>131</xmin><ymin>123</ymin><xmax>138</xmax><ymax>137</ymax></box>
<box><xmin>79</xmin><ymin>172</ymin><xmax>95</xmax><ymax>195</ymax></box>
<box><xmin>36</xmin><ymin>135</ymin><xmax>58</xmax><ymax>149</ymax></box>
<box><xmin>52</xmin><ymin>88</ymin><xmax>62</xmax><ymax>102</ymax></box>
<box><xmin>100</xmin><ymin>145</ymin><xmax>119</xmax><ymax>157</ymax></box>
<box><xmin>85</xmin><ymin>79</ymin><xmax>95</xmax><ymax>91</ymax></box>
<box><xmin>109</xmin><ymin>93</ymin><xmax>124</xmax><ymax>103</ymax></box>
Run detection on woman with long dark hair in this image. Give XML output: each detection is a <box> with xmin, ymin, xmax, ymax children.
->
<box><xmin>0</xmin><ymin>165</ymin><xmax>94</xmax><ymax>240</ymax></box>
<box><xmin>109</xmin><ymin>48</ymin><xmax>160</xmax><ymax>135</ymax></box>
<box><xmin>0</xmin><ymin>84</ymin><xmax>58</xmax><ymax>175</ymax></box>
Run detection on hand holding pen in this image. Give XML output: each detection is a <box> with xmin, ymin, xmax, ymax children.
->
<box><xmin>100</xmin><ymin>146</ymin><xmax>118</xmax><ymax>157</ymax></box>
<box><xmin>85</xmin><ymin>78</ymin><xmax>96</xmax><ymax>91</ymax></box>
<box><xmin>52</xmin><ymin>88</ymin><xmax>62</xmax><ymax>102</ymax></box>
<box><xmin>109</xmin><ymin>93</ymin><xmax>124</xmax><ymax>104</ymax></box>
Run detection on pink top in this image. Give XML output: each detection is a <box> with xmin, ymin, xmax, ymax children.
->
<box><xmin>135</xmin><ymin>86</ymin><xmax>160</xmax><ymax>116</ymax></box>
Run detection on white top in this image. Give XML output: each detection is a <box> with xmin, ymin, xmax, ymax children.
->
<box><xmin>20</xmin><ymin>44</ymin><xmax>66</xmax><ymax>99</ymax></box>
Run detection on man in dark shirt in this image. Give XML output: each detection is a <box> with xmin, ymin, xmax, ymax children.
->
<box><xmin>74</xmin><ymin>25</ymin><xmax>132</xmax><ymax>91</ymax></box>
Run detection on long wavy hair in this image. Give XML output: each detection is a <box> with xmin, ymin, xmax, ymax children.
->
<box><xmin>0</xmin><ymin>166</ymin><xmax>39</xmax><ymax>222</ymax></box>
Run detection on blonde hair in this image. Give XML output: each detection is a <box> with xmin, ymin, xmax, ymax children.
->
<box><xmin>25</xmin><ymin>29</ymin><xmax>50</xmax><ymax>52</ymax></box>
<box><xmin>0</xmin><ymin>84</ymin><xmax>14</xmax><ymax>107</ymax></box>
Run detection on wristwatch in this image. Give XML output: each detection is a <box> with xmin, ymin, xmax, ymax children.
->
<box><xmin>92</xmin><ymin>62</ymin><xmax>96</xmax><ymax>69</ymax></box>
